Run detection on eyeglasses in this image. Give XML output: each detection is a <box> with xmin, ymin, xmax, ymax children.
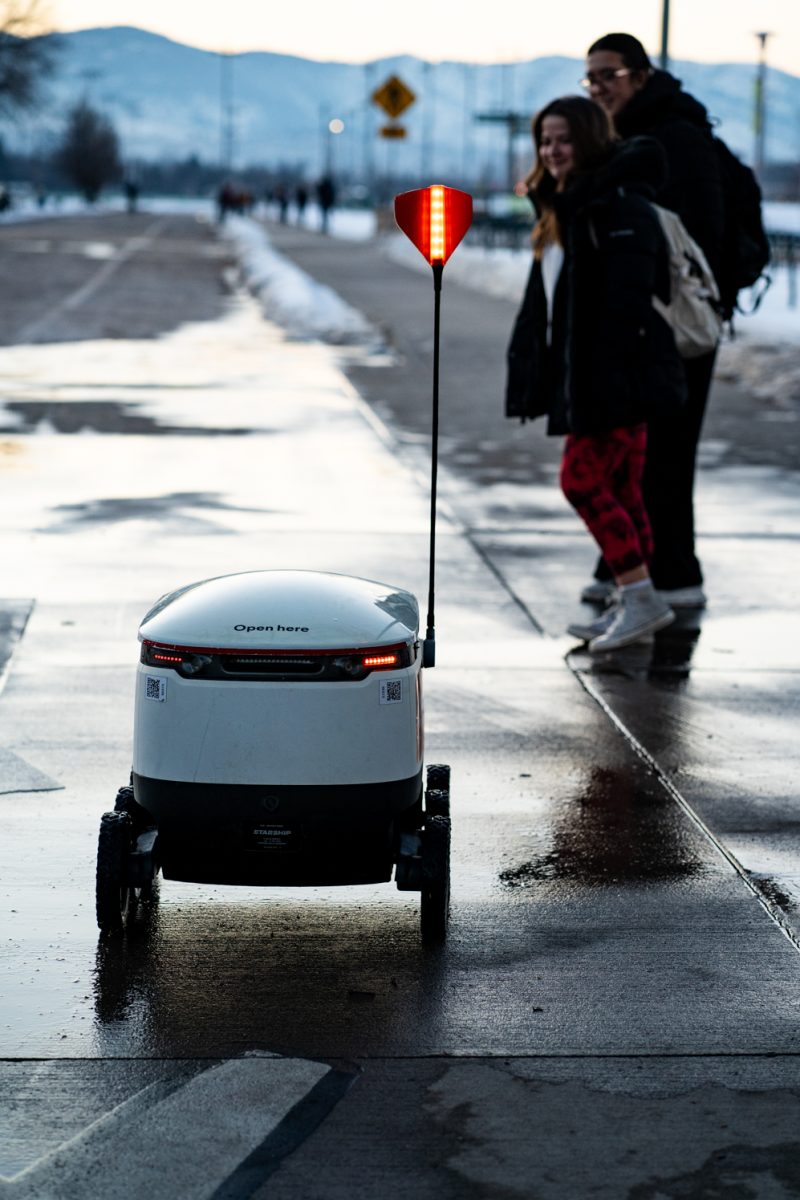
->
<box><xmin>579</xmin><ymin>67</ymin><xmax>633</xmax><ymax>89</ymax></box>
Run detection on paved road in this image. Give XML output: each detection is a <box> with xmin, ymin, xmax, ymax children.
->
<box><xmin>1</xmin><ymin>209</ymin><xmax>800</xmax><ymax>1199</ymax></box>
<box><xmin>0</xmin><ymin>210</ymin><xmax>235</xmax><ymax>346</ymax></box>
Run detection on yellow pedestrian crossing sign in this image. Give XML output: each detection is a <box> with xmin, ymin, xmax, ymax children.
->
<box><xmin>372</xmin><ymin>75</ymin><xmax>416</xmax><ymax>119</ymax></box>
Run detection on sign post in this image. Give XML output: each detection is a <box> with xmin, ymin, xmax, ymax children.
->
<box><xmin>394</xmin><ymin>185</ymin><xmax>473</xmax><ymax>666</ymax></box>
<box><xmin>373</xmin><ymin>75</ymin><xmax>416</xmax><ymax>141</ymax></box>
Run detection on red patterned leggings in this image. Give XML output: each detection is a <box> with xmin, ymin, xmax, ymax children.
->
<box><xmin>560</xmin><ymin>425</ymin><xmax>653</xmax><ymax>578</ymax></box>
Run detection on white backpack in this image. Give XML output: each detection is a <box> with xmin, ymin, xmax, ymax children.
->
<box><xmin>651</xmin><ymin>204</ymin><xmax>723</xmax><ymax>358</ymax></box>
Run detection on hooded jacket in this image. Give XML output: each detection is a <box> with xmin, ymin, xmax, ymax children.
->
<box><xmin>505</xmin><ymin>135</ymin><xmax>687</xmax><ymax>434</ymax></box>
<box><xmin>613</xmin><ymin>69</ymin><xmax>725</xmax><ymax>280</ymax></box>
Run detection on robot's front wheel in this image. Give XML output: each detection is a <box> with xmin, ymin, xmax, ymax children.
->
<box><xmin>420</xmin><ymin>815</ymin><xmax>451</xmax><ymax>943</ymax></box>
<box><xmin>96</xmin><ymin>811</ymin><xmax>132</xmax><ymax>933</ymax></box>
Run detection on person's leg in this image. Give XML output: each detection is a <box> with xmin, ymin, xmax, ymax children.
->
<box><xmin>560</xmin><ymin>430</ymin><xmax>647</xmax><ymax>579</ymax></box>
<box><xmin>561</xmin><ymin>429</ymin><xmax>673</xmax><ymax>650</ymax></box>
<box><xmin>643</xmin><ymin>349</ymin><xmax>716</xmax><ymax>593</ymax></box>
<box><xmin>590</xmin><ymin>351</ymin><xmax>715</xmax><ymax>600</ymax></box>
<box><xmin>610</xmin><ymin>425</ymin><xmax>653</xmax><ymax>570</ymax></box>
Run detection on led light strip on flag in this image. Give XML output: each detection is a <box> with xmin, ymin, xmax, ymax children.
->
<box><xmin>429</xmin><ymin>185</ymin><xmax>445</xmax><ymax>264</ymax></box>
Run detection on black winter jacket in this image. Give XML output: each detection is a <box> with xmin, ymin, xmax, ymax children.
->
<box><xmin>505</xmin><ymin>136</ymin><xmax>687</xmax><ymax>434</ymax></box>
<box><xmin>613</xmin><ymin>70</ymin><xmax>725</xmax><ymax>280</ymax></box>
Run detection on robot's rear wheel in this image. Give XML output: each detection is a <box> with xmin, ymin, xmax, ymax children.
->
<box><xmin>425</xmin><ymin>764</ymin><xmax>451</xmax><ymax>818</ymax></box>
<box><xmin>420</xmin><ymin>814</ymin><xmax>451</xmax><ymax>943</ymax></box>
<box><xmin>96</xmin><ymin>811</ymin><xmax>132</xmax><ymax>932</ymax></box>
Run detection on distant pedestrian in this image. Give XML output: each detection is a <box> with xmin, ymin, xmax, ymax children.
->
<box><xmin>506</xmin><ymin>96</ymin><xmax>684</xmax><ymax>651</ymax></box>
<box><xmin>217</xmin><ymin>181</ymin><xmax>235</xmax><ymax>224</ymax></box>
<box><xmin>316</xmin><ymin>175</ymin><xmax>335</xmax><ymax>234</ymax></box>
<box><xmin>274</xmin><ymin>183</ymin><xmax>290</xmax><ymax>224</ymax></box>
<box><xmin>295</xmin><ymin>184</ymin><xmax>308</xmax><ymax>223</ymax></box>
<box><xmin>124</xmin><ymin>179</ymin><xmax>140</xmax><ymax>213</ymax></box>
<box><xmin>580</xmin><ymin>33</ymin><xmax>726</xmax><ymax>610</ymax></box>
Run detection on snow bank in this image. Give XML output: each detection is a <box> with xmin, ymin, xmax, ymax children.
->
<box><xmin>221</xmin><ymin>214</ymin><xmax>378</xmax><ymax>345</ymax></box>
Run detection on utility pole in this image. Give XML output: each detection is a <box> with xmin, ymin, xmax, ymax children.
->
<box><xmin>659</xmin><ymin>0</ymin><xmax>670</xmax><ymax>70</ymax></box>
<box><xmin>462</xmin><ymin>64</ymin><xmax>474</xmax><ymax>187</ymax></box>
<box><xmin>475</xmin><ymin>111</ymin><xmax>528</xmax><ymax>191</ymax></box>
<box><xmin>753</xmin><ymin>31</ymin><xmax>772</xmax><ymax>178</ymax></box>
<box><xmin>219</xmin><ymin>52</ymin><xmax>235</xmax><ymax>173</ymax></box>
<box><xmin>363</xmin><ymin>62</ymin><xmax>375</xmax><ymax>199</ymax></box>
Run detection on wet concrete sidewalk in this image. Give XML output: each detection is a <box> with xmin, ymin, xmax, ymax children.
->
<box><xmin>264</xmin><ymin>214</ymin><xmax>800</xmax><ymax>945</ymax></box>
<box><xmin>1</xmin><ymin>211</ymin><xmax>800</xmax><ymax>1198</ymax></box>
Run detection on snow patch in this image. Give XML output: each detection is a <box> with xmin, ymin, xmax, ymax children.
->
<box><xmin>223</xmin><ymin>215</ymin><xmax>379</xmax><ymax>346</ymax></box>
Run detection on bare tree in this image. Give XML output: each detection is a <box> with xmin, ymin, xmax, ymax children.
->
<box><xmin>55</xmin><ymin>99</ymin><xmax>122</xmax><ymax>202</ymax></box>
<box><xmin>0</xmin><ymin>0</ymin><xmax>60</xmax><ymax>117</ymax></box>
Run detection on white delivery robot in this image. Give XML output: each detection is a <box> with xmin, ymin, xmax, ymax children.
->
<box><xmin>96</xmin><ymin>570</ymin><xmax>451</xmax><ymax>940</ymax></box>
<box><xmin>95</xmin><ymin>184</ymin><xmax>473</xmax><ymax>944</ymax></box>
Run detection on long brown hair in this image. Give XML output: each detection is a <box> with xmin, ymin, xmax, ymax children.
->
<box><xmin>526</xmin><ymin>96</ymin><xmax>616</xmax><ymax>257</ymax></box>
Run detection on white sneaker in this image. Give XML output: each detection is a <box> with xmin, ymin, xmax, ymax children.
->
<box><xmin>580</xmin><ymin>580</ymin><xmax>615</xmax><ymax>604</ymax></box>
<box><xmin>658</xmin><ymin>586</ymin><xmax>707</xmax><ymax>609</ymax></box>
<box><xmin>567</xmin><ymin>605</ymin><xmax>619</xmax><ymax>642</ymax></box>
<box><xmin>589</xmin><ymin>587</ymin><xmax>675</xmax><ymax>652</ymax></box>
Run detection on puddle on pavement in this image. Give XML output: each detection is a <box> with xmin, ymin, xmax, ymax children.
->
<box><xmin>748</xmin><ymin>874</ymin><xmax>797</xmax><ymax>914</ymax></box>
<box><xmin>42</xmin><ymin>491</ymin><xmax>272</xmax><ymax>531</ymax></box>
<box><xmin>569</xmin><ymin>612</ymin><xmax>705</xmax><ymax>684</ymax></box>
<box><xmin>89</xmin><ymin>892</ymin><xmax>445</xmax><ymax>1057</ymax></box>
<box><xmin>0</xmin><ymin>401</ymin><xmax>256</xmax><ymax>437</ymax></box>
<box><xmin>500</xmin><ymin>765</ymin><xmax>705</xmax><ymax>888</ymax></box>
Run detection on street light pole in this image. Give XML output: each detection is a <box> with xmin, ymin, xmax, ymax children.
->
<box><xmin>754</xmin><ymin>31</ymin><xmax>772</xmax><ymax>178</ymax></box>
<box><xmin>324</xmin><ymin>117</ymin><xmax>345</xmax><ymax>186</ymax></box>
<box><xmin>659</xmin><ymin>0</ymin><xmax>670</xmax><ymax>70</ymax></box>
<box><xmin>421</xmin><ymin>61</ymin><xmax>433</xmax><ymax>180</ymax></box>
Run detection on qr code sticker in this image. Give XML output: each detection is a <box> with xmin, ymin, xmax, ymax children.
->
<box><xmin>380</xmin><ymin>679</ymin><xmax>402</xmax><ymax>705</ymax></box>
<box><xmin>145</xmin><ymin>675</ymin><xmax>167</xmax><ymax>702</ymax></box>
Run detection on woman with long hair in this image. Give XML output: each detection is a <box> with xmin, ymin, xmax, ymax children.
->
<box><xmin>506</xmin><ymin>95</ymin><xmax>685</xmax><ymax>651</ymax></box>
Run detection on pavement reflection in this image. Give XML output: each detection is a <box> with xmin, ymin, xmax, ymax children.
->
<box><xmin>499</xmin><ymin>764</ymin><xmax>705</xmax><ymax>888</ymax></box>
<box><xmin>92</xmin><ymin>891</ymin><xmax>449</xmax><ymax>1060</ymax></box>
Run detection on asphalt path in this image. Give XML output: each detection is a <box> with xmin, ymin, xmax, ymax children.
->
<box><xmin>1</xmin><ymin>210</ymin><xmax>800</xmax><ymax>1199</ymax></box>
<box><xmin>0</xmin><ymin>210</ymin><xmax>235</xmax><ymax>345</ymax></box>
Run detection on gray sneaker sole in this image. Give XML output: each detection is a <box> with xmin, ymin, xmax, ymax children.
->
<box><xmin>588</xmin><ymin>609</ymin><xmax>675</xmax><ymax>653</ymax></box>
<box><xmin>567</xmin><ymin>616</ymin><xmax>616</xmax><ymax>641</ymax></box>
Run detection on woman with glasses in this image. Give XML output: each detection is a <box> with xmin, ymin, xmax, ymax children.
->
<box><xmin>578</xmin><ymin>32</ymin><xmax>725</xmax><ymax>612</ymax></box>
<box><xmin>505</xmin><ymin>95</ymin><xmax>684</xmax><ymax>651</ymax></box>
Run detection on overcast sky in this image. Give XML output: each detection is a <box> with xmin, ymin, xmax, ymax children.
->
<box><xmin>48</xmin><ymin>0</ymin><xmax>800</xmax><ymax>76</ymax></box>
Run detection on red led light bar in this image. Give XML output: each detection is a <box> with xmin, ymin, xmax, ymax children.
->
<box><xmin>362</xmin><ymin>653</ymin><xmax>399</xmax><ymax>668</ymax></box>
<box><xmin>394</xmin><ymin>184</ymin><xmax>473</xmax><ymax>266</ymax></box>
<box><xmin>142</xmin><ymin>639</ymin><xmax>409</xmax><ymax>663</ymax></box>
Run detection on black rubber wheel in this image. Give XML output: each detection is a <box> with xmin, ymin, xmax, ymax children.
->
<box><xmin>420</xmin><ymin>815</ymin><xmax>451</xmax><ymax>943</ymax></box>
<box><xmin>114</xmin><ymin>785</ymin><xmax>152</xmax><ymax>834</ymax></box>
<box><xmin>426</xmin><ymin>787</ymin><xmax>450</xmax><ymax>818</ymax></box>
<box><xmin>114</xmin><ymin>787</ymin><xmax>159</xmax><ymax>905</ymax></box>
<box><xmin>426</xmin><ymin>764</ymin><xmax>450</xmax><ymax>792</ymax></box>
<box><xmin>96</xmin><ymin>811</ymin><xmax>132</xmax><ymax>932</ymax></box>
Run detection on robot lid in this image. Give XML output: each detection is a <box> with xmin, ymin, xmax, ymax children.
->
<box><xmin>138</xmin><ymin>570</ymin><xmax>419</xmax><ymax>651</ymax></box>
